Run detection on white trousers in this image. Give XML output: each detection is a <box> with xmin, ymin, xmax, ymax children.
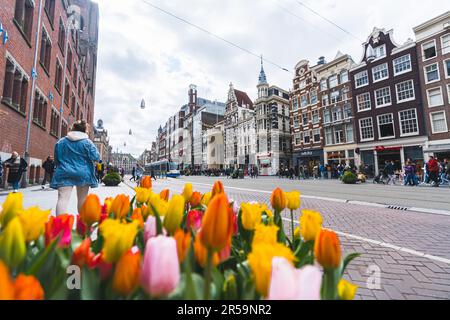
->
<box><xmin>56</xmin><ymin>186</ymin><xmax>90</xmax><ymax>216</ymax></box>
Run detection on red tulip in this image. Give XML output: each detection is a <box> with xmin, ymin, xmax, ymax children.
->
<box><xmin>45</xmin><ymin>214</ymin><xmax>74</xmax><ymax>248</ymax></box>
<box><xmin>186</xmin><ymin>210</ymin><xmax>203</xmax><ymax>232</ymax></box>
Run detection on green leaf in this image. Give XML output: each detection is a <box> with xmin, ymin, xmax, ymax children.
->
<box><xmin>211</xmin><ymin>267</ymin><xmax>224</xmax><ymax>299</ymax></box>
<box><xmin>81</xmin><ymin>267</ymin><xmax>101</xmax><ymax>300</ymax></box>
<box><xmin>150</xmin><ymin>203</ymin><xmax>164</xmax><ymax>235</ymax></box>
<box><xmin>341</xmin><ymin>252</ymin><xmax>361</xmax><ymax>276</ymax></box>
<box><xmin>26</xmin><ymin>238</ymin><xmax>59</xmax><ymax>276</ymax></box>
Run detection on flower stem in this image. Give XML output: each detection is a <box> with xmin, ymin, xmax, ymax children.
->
<box><xmin>203</xmin><ymin>249</ymin><xmax>213</xmax><ymax>300</ymax></box>
<box><xmin>290</xmin><ymin>209</ymin><xmax>294</xmax><ymax>245</ymax></box>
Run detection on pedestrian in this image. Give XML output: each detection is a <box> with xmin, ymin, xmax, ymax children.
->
<box><xmin>135</xmin><ymin>163</ymin><xmax>144</xmax><ymax>185</ymax></box>
<box><xmin>4</xmin><ymin>151</ymin><xmax>28</xmax><ymax>193</ymax></box>
<box><xmin>130</xmin><ymin>166</ymin><xmax>136</xmax><ymax>181</ymax></box>
<box><xmin>150</xmin><ymin>167</ymin><xmax>157</xmax><ymax>181</ymax></box>
<box><xmin>0</xmin><ymin>158</ymin><xmax>3</xmax><ymax>186</ymax></box>
<box><xmin>95</xmin><ymin>160</ymin><xmax>105</xmax><ymax>183</ymax></box>
<box><xmin>440</xmin><ymin>159</ymin><xmax>449</xmax><ymax>186</ymax></box>
<box><xmin>385</xmin><ymin>160</ymin><xmax>396</xmax><ymax>185</ymax></box>
<box><xmin>319</xmin><ymin>163</ymin><xmax>325</xmax><ymax>179</ymax></box>
<box><xmin>51</xmin><ymin>120</ymin><xmax>100</xmax><ymax>216</ymax></box>
<box><xmin>41</xmin><ymin>156</ymin><xmax>55</xmax><ymax>189</ymax></box>
<box><xmin>427</xmin><ymin>156</ymin><xmax>440</xmax><ymax>187</ymax></box>
<box><xmin>326</xmin><ymin>164</ymin><xmax>332</xmax><ymax>179</ymax></box>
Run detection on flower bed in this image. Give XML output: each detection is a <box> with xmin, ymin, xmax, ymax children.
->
<box><xmin>0</xmin><ymin>176</ymin><xmax>359</xmax><ymax>300</ymax></box>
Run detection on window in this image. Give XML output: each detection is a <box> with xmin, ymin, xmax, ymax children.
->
<box><xmin>304</xmin><ymin>131</ymin><xmax>310</xmax><ymax>144</ymax></box>
<box><xmin>73</xmin><ymin>66</ymin><xmax>78</xmax><ymax>87</ymax></box>
<box><xmin>310</xmin><ymin>90</ymin><xmax>318</xmax><ymax>104</ymax></box>
<box><xmin>58</xmin><ymin>18</ymin><xmax>66</xmax><ymax>52</ymax></box>
<box><xmin>332</xmin><ymin>107</ymin><xmax>342</xmax><ymax>122</ymax></box>
<box><xmin>357</xmin><ymin>93</ymin><xmax>371</xmax><ymax>111</ymax></box>
<box><xmin>377</xmin><ymin>114</ymin><xmax>395</xmax><ymax>139</ymax></box>
<box><xmin>343</xmin><ymin>104</ymin><xmax>352</xmax><ymax>118</ymax></box>
<box><xmin>14</xmin><ymin>0</ymin><xmax>34</xmax><ymax>42</ymax></box>
<box><xmin>67</xmin><ymin>48</ymin><xmax>73</xmax><ymax>74</ymax></box>
<box><xmin>300</xmin><ymin>80</ymin><xmax>306</xmax><ymax>89</ymax></box>
<box><xmin>330</xmin><ymin>91</ymin><xmax>340</xmax><ymax>104</ymax></box>
<box><xmin>359</xmin><ymin>118</ymin><xmax>374</xmax><ymax>141</ymax></box>
<box><xmin>293</xmin><ymin>115</ymin><xmax>299</xmax><ymax>128</ymax></box>
<box><xmin>399</xmin><ymin>109</ymin><xmax>419</xmax><ymax>136</ymax></box>
<box><xmin>424</xmin><ymin>63</ymin><xmax>440</xmax><ymax>83</ymax></box>
<box><xmin>2</xmin><ymin>58</ymin><xmax>29</xmax><ymax>114</ymax></box>
<box><xmin>294</xmin><ymin>132</ymin><xmax>303</xmax><ymax>145</ymax></box>
<box><xmin>44</xmin><ymin>0</ymin><xmax>56</xmax><ymax>25</ymax></box>
<box><xmin>422</xmin><ymin>40</ymin><xmax>437</xmax><ymax>61</ymax></box>
<box><xmin>64</xmin><ymin>79</ymin><xmax>70</xmax><ymax>105</ymax></box>
<box><xmin>312</xmin><ymin>110</ymin><xmax>319</xmax><ymax>124</ymax></box>
<box><xmin>393</xmin><ymin>54</ymin><xmax>412</xmax><ymax>75</ymax></box>
<box><xmin>442</xmin><ymin>34</ymin><xmax>450</xmax><ymax>55</ymax></box>
<box><xmin>292</xmin><ymin>96</ymin><xmax>298</xmax><ymax>111</ymax></box>
<box><xmin>444</xmin><ymin>60</ymin><xmax>450</xmax><ymax>79</ymax></box>
<box><xmin>427</xmin><ymin>87</ymin><xmax>444</xmax><ymax>107</ymax></box>
<box><xmin>39</xmin><ymin>28</ymin><xmax>52</xmax><ymax>73</ymax></box>
<box><xmin>346</xmin><ymin>124</ymin><xmax>354</xmax><ymax>142</ymax></box>
<box><xmin>448</xmin><ymin>84</ymin><xmax>450</xmax><ymax>104</ymax></box>
<box><xmin>323</xmin><ymin>109</ymin><xmax>331</xmax><ymax>124</ymax></box>
<box><xmin>329</xmin><ymin>75</ymin><xmax>338</xmax><ymax>88</ymax></box>
<box><xmin>55</xmin><ymin>60</ymin><xmax>62</xmax><ymax>92</ymax></box>
<box><xmin>33</xmin><ymin>91</ymin><xmax>48</xmax><ymax>128</ymax></box>
<box><xmin>302</xmin><ymin>113</ymin><xmax>309</xmax><ymax>126</ymax></box>
<box><xmin>430</xmin><ymin>111</ymin><xmax>448</xmax><ymax>134</ymax></box>
<box><xmin>320</xmin><ymin>79</ymin><xmax>327</xmax><ymax>91</ymax></box>
<box><xmin>372</xmin><ymin>63</ymin><xmax>389</xmax><ymax>82</ymax></box>
<box><xmin>61</xmin><ymin>120</ymin><xmax>68</xmax><ymax>138</ymax></box>
<box><xmin>321</xmin><ymin>94</ymin><xmax>329</xmax><ymax>106</ymax></box>
<box><xmin>396</xmin><ymin>80</ymin><xmax>415</xmax><ymax>102</ymax></box>
<box><xmin>301</xmin><ymin>94</ymin><xmax>308</xmax><ymax>108</ymax></box>
<box><xmin>313</xmin><ymin>129</ymin><xmax>321</xmax><ymax>143</ymax></box>
<box><xmin>374</xmin><ymin>45</ymin><xmax>386</xmax><ymax>59</ymax></box>
<box><xmin>325</xmin><ymin>128</ymin><xmax>333</xmax><ymax>145</ymax></box>
<box><xmin>50</xmin><ymin>109</ymin><xmax>60</xmax><ymax>137</ymax></box>
<box><xmin>334</xmin><ymin>128</ymin><xmax>344</xmax><ymax>144</ymax></box>
<box><xmin>71</xmin><ymin>94</ymin><xmax>76</xmax><ymax>115</ymax></box>
<box><xmin>375</xmin><ymin>87</ymin><xmax>391</xmax><ymax>107</ymax></box>
<box><xmin>340</xmin><ymin>71</ymin><xmax>348</xmax><ymax>83</ymax></box>
<box><xmin>354</xmin><ymin>70</ymin><xmax>369</xmax><ymax>88</ymax></box>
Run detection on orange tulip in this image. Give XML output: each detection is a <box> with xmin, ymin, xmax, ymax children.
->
<box><xmin>194</xmin><ymin>232</ymin><xmax>219</xmax><ymax>267</ymax></box>
<box><xmin>131</xmin><ymin>207</ymin><xmax>145</xmax><ymax>229</ymax></box>
<box><xmin>110</xmin><ymin>194</ymin><xmax>130</xmax><ymax>219</ymax></box>
<box><xmin>140</xmin><ymin>176</ymin><xmax>152</xmax><ymax>189</ymax></box>
<box><xmin>189</xmin><ymin>191</ymin><xmax>202</xmax><ymax>208</ymax></box>
<box><xmin>174</xmin><ymin>229</ymin><xmax>191</xmax><ymax>263</ymax></box>
<box><xmin>270</xmin><ymin>188</ymin><xmax>286</xmax><ymax>212</ymax></box>
<box><xmin>200</xmin><ymin>193</ymin><xmax>233</xmax><ymax>251</ymax></box>
<box><xmin>159</xmin><ymin>189</ymin><xmax>170</xmax><ymax>201</ymax></box>
<box><xmin>79</xmin><ymin>194</ymin><xmax>101</xmax><ymax>226</ymax></box>
<box><xmin>72</xmin><ymin>238</ymin><xmax>95</xmax><ymax>268</ymax></box>
<box><xmin>141</xmin><ymin>204</ymin><xmax>149</xmax><ymax>220</ymax></box>
<box><xmin>314</xmin><ymin>229</ymin><xmax>342</xmax><ymax>270</ymax></box>
<box><xmin>0</xmin><ymin>261</ymin><xmax>15</xmax><ymax>300</ymax></box>
<box><xmin>211</xmin><ymin>180</ymin><xmax>224</xmax><ymax>199</ymax></box>
<box><xmin>112</xmin><ymin>247</ymin><xmax>141</xmax><ymax>296</ymax></box>
<box><xmin>13</xmin><ymin>274</ymin><xmax>44</xmax><ymax>300</ymax></box>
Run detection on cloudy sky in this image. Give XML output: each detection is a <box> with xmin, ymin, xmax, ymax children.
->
<box><xmin>93</xmin><ymin>0</ymin><xmax>449</xmax><ymax>157</ymax></box>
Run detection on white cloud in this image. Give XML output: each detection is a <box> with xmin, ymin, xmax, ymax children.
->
<box><xmin>93</xmin><ymin>0</ymin><xmax>450</xmax><ymax>157</ymax></box>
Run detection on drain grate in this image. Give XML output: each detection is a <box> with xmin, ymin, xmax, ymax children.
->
<box><xmin>386</xmin><ymin>205</ymin><xmax>409</xmax><ymax>211</ymax></box>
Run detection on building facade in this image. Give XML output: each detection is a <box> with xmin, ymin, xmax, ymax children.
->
<box><xmin>205</xmin><ymin>121</ymin><xmax>225</xmax><ymax>169</ymax></box>
<box><xmin>350</xmin><ymin>28</ymin><xmax>427</xmax><ymax>176</ymax></box>
<box><xmin>110</xmin><ymin>152</ymin><xmax>137</xmax><ymax>174</ymax></box>
<box><xmin>156</xmin><ymin>123</ymin><xmax>167</xmax><ymax>161</ymax></box>
<box><xmin>414</xmin><ymin>11</ymin><xmax>450</xmax><ymax>160</ymax></box>
<box><xmin>92</xmin><ymin>119</ymin><xmax>110</xmax><ymax>163</ymax></box>
<box><xmin>0</xmin><ymin>0</ymin><xmax>99</xmax><ymax>186</ymax></box>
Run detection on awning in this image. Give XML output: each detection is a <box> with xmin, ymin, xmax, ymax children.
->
<box><xmin>423</xmin><ymin>144</ymin><xmax>450</xmax><ymax>153</ymax></box>
<box><xmin>260</xmin><ymin>159</ymin><xmax>271</xmax><ymax>165</ymax></box>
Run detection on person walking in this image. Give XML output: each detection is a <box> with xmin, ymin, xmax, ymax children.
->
<box><xmin>385</xmin><ymin>160</ymin><xmax>396</xmax><ymax>185</ymax></box>
<box><xmin>130</xmin><ymin>166</ymin><xmax>136</xmax><ymax>181</ymax></box>
<box><xmin>4</xmin><ymin>151</ymin><xmax>28</xmax><ymax>193</ymax></box>
<box><xmin>150</xmin><ymin>167</ymin><xmax>157</xmax><ymax>181</ymax></box>
<box><xmin>135</xmin><ymin>163</ymin><xmax>144</xmax><ymax>185</ymax></box>
<box><xmin>427</xmin><ymin>156</ymin><xmax>440</xmax><ymax>187</ymax></box>
<box><xmin>0</xmin><ymin>158</ymin><xmax>3</xmax><ymax>186</ymax></box>
<box><xmin>41</xmin><ymin>156</ymin><xmax>55</xmax><ymax>189</ymax></box>
<box><xmin>51</xmin><ymin>120</ymin><xmax>100</xmax><ymax>216</ymax></box>
<box><xmin>95</xmin><ymin>160</ymin><xmax>105</xmax><ymax>183</ymax></box>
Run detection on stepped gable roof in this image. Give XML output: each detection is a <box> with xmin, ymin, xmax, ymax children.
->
<box><xmin>234</xmin><ymin>89</ymin><xmax>254</xmax><ymax>109</ymax></box>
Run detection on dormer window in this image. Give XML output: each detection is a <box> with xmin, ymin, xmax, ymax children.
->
<box><xmin>373</xmin><ymin>44</ymin><xmax>386</xmax><ymax>59</ymax></box>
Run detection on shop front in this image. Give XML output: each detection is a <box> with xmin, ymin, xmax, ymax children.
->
<box><xmin>324</xmin><ymin>144</ymin><xmax>358</xmax><ymax>167</ymax></box>
<box><xmin>293</xmin><ymin>149</ymin><xmax>324</xmax><ymax>175</ymax></box>
<box><xmin>423</xmin><ymin>142</ymin><xmax>450</xmax><ymax>161</ymax></box>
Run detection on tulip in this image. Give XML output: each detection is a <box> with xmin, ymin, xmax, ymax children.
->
<box><xmin>314</xmin><ymin>229</ymin><xmax>342</xmax><ymax>270</ymax></box>
<box><xmin>159</xmin><ymin>189</ymin><xmax>170</xmax><ymax>201</ymax></box>
<box><xmin>338</xmin><ymin>279</ymin><xmax>358</xmax><ymax>300</ymax></box>
<box><xmin>17</xmin><ymin>207</ymin><xmax>50</xmax><ymax>242</ymax></box>
<box><xmin>268</xmin><ymin>257</ymin><xmax>322</xmax><ymax>300</ymax></box>
<box><xmin>186</xmin><ymin>210</ymin><xmax>203</xmax><ymax>232</ymax></box>
<box><xmin>144</xmin><ymin>216</ymin><xmax>157</xmax><ymax>243</ymax></box>
<box><xmin>147</xmin><ymin>193</ymin><xmax>168</xmax><ymax>217</ymax></box>
<box><xmin>102</xmin><ymin>197</ymin><xmax>113</xmax><ymax>215</ymax></box>
<box><xmin>110</xmin><ymin>194</ymin><xmax>130</xmax><ymax>220</ymax></box>
<box><xmin>0</xmin><ymin>261</ymin><xmax>15</xmax><ymax>300</ymax></box>
<box><xmin>218</xmin><ymin>239</ymin><xmax>231</xmax><ymax>263</ymax></box>
<box><xmin>211</xmin><ymin>181</ymin><xmax>224</xmax><ymax>199</ymax></box>
<box><xmin>76</xmin><ymin>214</ymin><xmax>88</xmax><ymax>237</ymax></box>
<box><xmin>174</xmin><ymin>229</ymin><xmax>191</xmax><ymax>263</ymax></box>
<box><xmin>285</xmin><ymin>191</ymin><xmax>301</xmax><ymax>211</ymax></box>
<box><xmin>100</xmin><ymin>219</ymin><xmax>140</xmax><ymax>263</ymax></box>
<box><xmin>13</xmin><ymin>274</ymin><xmax>44</xmax><ymax>300</ymax></box>
<box><xmin>163</xmin><ymin>195</ymin><xmax>185</xmax><ymax>235</ymax></box>
<box><xmin>140</xmin><ymin>176</ymin><xmax>152</xmax><ymax>189</ymax></box>
<box><xmin>45</xmin><ymin>214</ymin><xmax>74</xmax><ymax>248</ymax></box>
<box><xmin>72</xmin><ymin>238</ymin><xmax>95</xmax><ymax>268</ymax></box>
<box><xmin>140</xmin><ymin>204</ymin><xmax>149</xmax><ymax>220</ymax></box>
<box><xmin>113</xmin><ymin>247</ymin><xmax>141</xmax><ymax>296</ymax></box>
<box><xmin>240</xmin><ymin>202</ymin><xmax>264</xmax><ymax>230</ymax></box>
<box><xmin>270</xmin><ymin>188</ymin><xmax>286</xmax><ymax>212</ymax></box>
<box><xmin>252</xmin><ymin>224</ymin><xmax>279</xmax><ymax>246</ymax></box>
<box><xmin>131</xmin><ymin>207</ymin><xmax>145</xmax><ymax>229</ymax></box>
<box><xmin>294</xmin><ymin>227</ymin><xmax>301</xmax><ymax>240</ymax></box>
<box><xmin>248</xmin><ymin>242</ymin><xmax>296</xmax><ymax>297</ymax></box>
<box><xmin>201</xmin><ymin>192</ymin><xmax>212</xmax><ymax>206</ymax></box>
<box><xmin>182</xmin><ymin>183</ymin><xmax>193</xmax><ymax>202</ymax></box>
<box><xmin>193</xmin><ymin>232</ymin><xmax>219</xmax><ymax>268</ymax></box>
<box><xmin>200</xmin><ymin>193</ymin><xmax>234</xmax><ymax>251</ymax></box>
<box><xmin>189</xmin><ymin>191</ymin><xmax>202</xmax><ymax>208</ymax></box>
<box><xmin>79</xmin><ymin>194</ymin><xmax>101</xmax><ymax>226</ymax></box>
<box><xmin>0</xmin><ymin>217</ymin><xmax>26</xmax><ymax>268</ymax></box>
<box><xmin>89</xmin><ymin>253</ymin><xmax>113</xmax><ymax>280</ymax></box>
<box><xmin>135</xmin><ymin>187</ymin><xmax>152</xmax><ymax>204</ymax></box>
<box><xmin>141</xmin><ymin>236</ymin><xmax>180</xmax><ymax>298</ymax></box>
<box><xmin>300</xmin><ymin>210</ymin><xmax>323</xmax><ymax>242</ymax></box>
<box><xmin>0</xmin><ymin>192</ymin><xmax>23</xmax><ymax>227</ymax></box>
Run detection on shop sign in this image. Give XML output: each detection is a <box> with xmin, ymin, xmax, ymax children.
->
<box><xmin>0</xmin><ymin>22</ymin><xmax>9</xmax><ymax>45</ymax></box>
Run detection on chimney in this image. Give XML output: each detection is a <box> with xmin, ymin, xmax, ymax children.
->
<box><xmin>317</xmin><ymin>56</ymin><xmax>326</xmax><ymax>65</ymax></box>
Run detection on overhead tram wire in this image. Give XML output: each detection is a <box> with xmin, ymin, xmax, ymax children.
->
<box><xmin>141</xmin><ymin>0</ymin><xmax>291</xmax><ymax>73</ymax></box>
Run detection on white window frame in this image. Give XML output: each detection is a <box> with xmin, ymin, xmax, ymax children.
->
<box><xmin>374</xmin><ymin>44</ymin><xmax>387</xmax><ymax>60</ymax></box>
<box><xmin>329</xmin><ymin>74</ymin><xmax>338</xmax><ymax>88</ymax></box>
<box><xmin>398</xmin><ymin>108</ymin><xmax>419</xmax><ymax>137</ymax></box>
<box><xmin>346</xmin><ymin>124</ymin><xmax>354</xmax><ymax>143</ymax></box>
<box><xmin>310</xmin><ymin>90</ymin><xmax>318</xmax><ymax>104</ymax></box>
<box><xmin>313</xmin><ymin>128</ymin><xmax>321</xmax><ymax>143</ymax></box>
<box><xmin>359</xmin><ymin>117</ymin><xmax>374</xmax><ymax>142</ymax></box>
<box><xmin>424</xmin><ymin>63</ymin><xmax>440</xmax><ymax>84</ymax></box>
<box><xmin>292</xmin><ymin>96</ymin><xmax>299</xmax><ymax>111</ymax></box>
<box><xmin>422</xmin><ymin>39</ymin><xmax>437</xmax><ymax>62</ymax></box>
<box><xmin>372</xmin><ymin>63</ymin><xmax>389</xmax><ymax>83</ymax></box>
<box><xmin>312</xmin><ymin>110</ymin><xmax>320</xmax><ymax>124</ymax></box>
<box><xmin>444</xmin><ymin>59</ymin><xmax>450</xmax><ymax>79</ymax></box>
<box><xmin>441</xmin><ymin>33</ymin><xmax>450</xmax><ymax>55</ymax></box>
<box><xmin>325</xmin><ymin>127</ymin><xmax>333</xmax><ymax>145</ymax></box>
<box><xmin>375</xmin><ymin>86</ymin><xmax>392</xmax><ymax>108</ymax></box>
<box><xmin>320</xmin><ymin>79</ymin><xmax>328</xmax><ymax>91</ymax></box>
<box><xmin>395</xmin><ymin>80</ymin><xmax>415</xmax><ymax>103</ymax></box>
<box><xmin>303</xmin><ymin>130</ymin><xmax>311</xmax><ymax>144</ymax></box>
<box><xmin>393</xmin><ymin>54</ymin><xmax>412</xmax><ymax>76</ymax></box>
<box><xmin>429</xmin><ymin>111</ymin><xmax>448</xmax><ymax>134</ymax></box>
<box><xmin>322</xmin><ymin>94</ymin><xmax>329</xmax><ymax>106</ymax></box>
<box><xmin>301</xmin><ymin>94</ymin><xmax>308</xmax><ymax>108</ymax></box>
<box><xmin>448</xmin><ymin>84</ymin><xmax>450</xmax><ymax>104</ymax></box>
<box><xmin>354</xmin><ymin>70</ymin><xmax>369</xmax><ymax>88</ymax></box>
<box><xmin>340</xmin><ymin>70</ymin><xmax>349</xmax><ymax>83</ymax></box>
<box><xmin>426</xmin><ymin>86</ymin><xmax>444</xmax><ymax>108</ymax></box>
<box><xmin>377</xmin><ymin>113</ymin><xmax>395</xmax><ymax>140</ymax></box>
<box><xmin>357</xmin><ymin>92</ymin><xmax>371</xmax><ymax>112</ymax></box>
<box><xmin>334</xmin><ymin>128</ymin><xmax>344</xmax><ymax>144</ymax></box>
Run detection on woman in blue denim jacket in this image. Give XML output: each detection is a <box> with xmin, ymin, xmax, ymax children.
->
<box><xmin>51</xmin><ymin>120</ymin><xmax>100</xmax><ymax>215</ymax></box>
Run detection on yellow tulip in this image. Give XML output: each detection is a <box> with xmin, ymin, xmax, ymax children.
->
<box><xmin>99</xmin><ymin>219</ymin><xmax>139</xmax><ymax>263</ymax></box>
<box><xmin>252</xmin><ymin>224</ymin><xmax>279</xmax><ymax>246</ymax></box>
<box><xmin>0</xmin><ymin>192</ymin><xmax>23</xmax><ymax>227</ymax></box>
<box><xmin>300</xmin><ymin>210</ymin><xmax>323</xmax><ymax>242</ymax></box>
<box><xmin>182</xmin><ymin>183</ymin><xmax>193</xmax><ymax>202</ymax></box>
<box><xmin>314</xmin><ymin>229</ymin><xmax>342</xmax><ymax>270</ymax></box>
<box><xmin>135</xmin><ymin>187</ymin><xmax>152</xmax><ymax>204</ymax></box>
<box><xmin>104</xmin><ymin>197</ymin><xmax>113</xmax><ymax>214</ymax></box>
<box><xmin>163</xmin><ymin>195</ymin><xmax>185</xmax><ymax>235</ymax></box>
<box><xmin>17</xmin><ymin>207</ymin><xmax>51</xmax><ymax>242</ymax></box>
<box><xmin>338</xmin><ymin>279</ymin><xmax>358</xmax><ymax>300</ymax></box>
<box><xmin>147</xmin><ymin>193</ymin><xmax>168</xmax><ymax>217</ymax></box>
<box><xmin>285</xmin><ymin>191</ymin><xmax>301</xmax><ymax>211</ymax></box>
<box><xmin>201</xmin><ymin>192</ymin><xmax>212</xmax><ymax>206</ymax></box>
<box><xmin>0</xmin><ymin>217</ymin><xmax>26</xmax><ymax>268</ymax></box>
<box><xmin>240</xmin><ymin>203</ymin><xmax>264</xmax><ymax>230</ymax></box>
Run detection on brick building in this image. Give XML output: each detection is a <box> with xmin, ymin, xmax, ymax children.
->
<box><xmin>0</xmin><ymin>0</ymin><xmax>98</xmax><ymax>188</ymax></box>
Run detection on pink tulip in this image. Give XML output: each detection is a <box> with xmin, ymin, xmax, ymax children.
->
<box><xmin>186</xmin><ymin>210</ymin><xmax>203</xmax><ymax>232</ymax></box>
<box><xmin>141</xmin><ymin>235</ymin><xmax>180</xmax><ymax>298</ymax></box>
<box><xmin>144</xmin><ymin>216</ymin><xmax>157</xmax><ymax>243</ymax></box>
<box><xmin>268</xmin><ymin>257</ymin><xmax>322</xmax><ymax>300</ymax></box>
